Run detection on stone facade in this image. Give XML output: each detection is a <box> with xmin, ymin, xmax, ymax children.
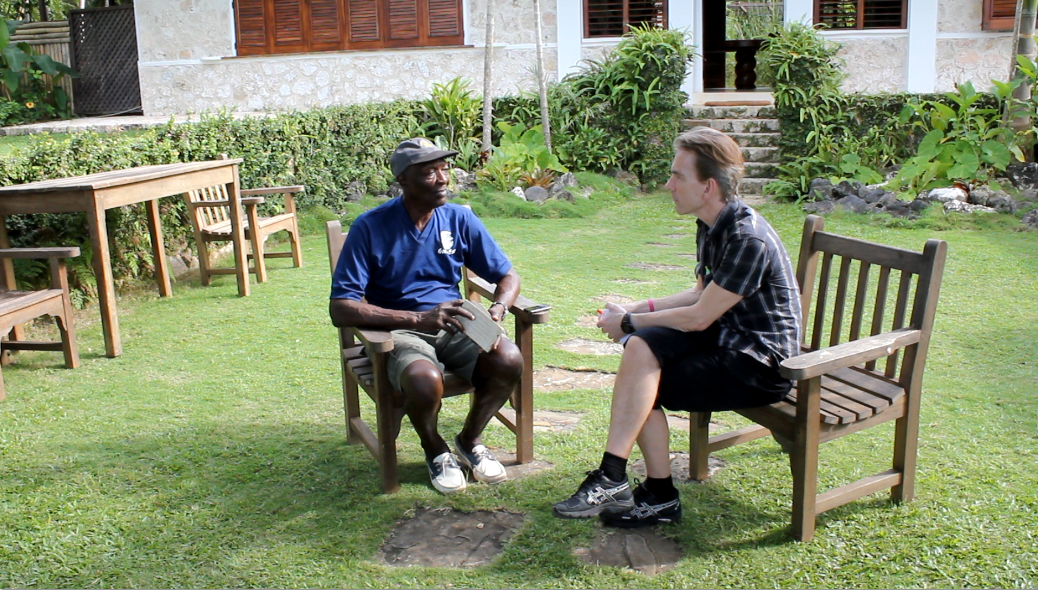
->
<box><xmin>935</xmin><ymin>37</ymin><xmax>1015</xmax><ymax>92</ymax></box>
<box><xmin>938</xmin><ymin>0</ymin><xmax>984</xmax><ymax>33</ymax></box>
<box><xmin>836</xmin><ymin>36</ymin><xmax>908</xmax><ymax>93</ymax></box>
<box><xmin>134</xmin><ymin>0</ymin><xmax>559</xmax><ymax>115</ymax></box>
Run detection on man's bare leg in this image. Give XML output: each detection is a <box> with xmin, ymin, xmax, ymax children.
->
<box><xmin>399</xmin><ymin>359</ymin><xmax>448</xmax><ymax>457</ymax></box>
<box><xmin>605</xmin><ymin>336</ymin><xmax>663</xmax><ymax>459</ymax></box>
<box><xmin>458</xmin><ymin>339</ymin><xmax>523</xmax><ymax>450</ymax></box>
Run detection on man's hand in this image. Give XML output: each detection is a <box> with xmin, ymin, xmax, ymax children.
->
<box><xmin>597</xmin><ymin>301</ymin><xmax>629</xmax><ymax>342</ymax></box>
<box><xmin>416</xmin><ymin>299</ymin><xmax>476</xmax><ymax>334</ymax></box>
<box><xmin>488</xmin><ymin>301</ymin><xmax>507</xmax><ymax>322</ymax></box>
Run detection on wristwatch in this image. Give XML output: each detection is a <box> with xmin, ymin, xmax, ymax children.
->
<box><xmin>490</xmin><ymin>301</ymin><xmax>508</xmax><ymax>316</ymax></box>
<box><xmin>621</xmin><ymin>313</ymin><xmax>635</xmax><ymax>334</ymax></box>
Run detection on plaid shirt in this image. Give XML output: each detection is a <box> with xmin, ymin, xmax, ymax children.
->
<box><xmin>696</xmin><ymin>200</ymin><xmax>802</xmax><ymax>368</ymax></box>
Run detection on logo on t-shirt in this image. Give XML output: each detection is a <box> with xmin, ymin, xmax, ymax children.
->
<box><xmin>438</xmin><ymin>230</ymin><xmax>456</xmax><ymax>255</ymax></box>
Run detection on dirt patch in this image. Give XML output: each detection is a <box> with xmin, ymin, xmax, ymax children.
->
<box><xmin>380</xmin><ymin>507</ymin><xmax>525</xmax><ymax>568</ymax></box>
<box><xmin>574</xmin><ymin>528</ymin><xmax>684</xmax><ymax>576</ymax></box>
<box><xmin>646</xmin><ymin>242</ymin><xmax>675</xmax><ymax>247</ymax></box>
<box><xmin>496</xmin><ymin>408</ymin><xmax>585</xmax><ymax>433</ymax></box>
<box><xmin>611</xmin><ymin>278</ymin><xmax>654</xmax><ymax>285</ymax></box>
<box><xmin>675</xmin><ymin>254</ymin><xmax>697</xmax><ymax>260</ymax></box>
<box><xmin>534</xmin><ymin>366</ymin><xmax>615</xmax><ymax>391</ymax></box>
<box><xmin>591</xmin><ymin>294</ymin><xmax>634</xmax><ymax>304</ymax></box>
<box><xmin>556</xmin><ymin>338</ymin><xmax>623</xmax><ymax>356</ymax></box>
<box><xmin>626</xmin><ymin>262</ymin><xmax>687</xmax><ymax>271</ymax></box>
<box><xmin>661</xmin><ymin>234</ymin><xmax>688</xmax><ymax>240</ymax></box>
<box><xmin>575</xmin><ymin>315</ymin><xmax>602</xmax><ymax>328</ymax></box>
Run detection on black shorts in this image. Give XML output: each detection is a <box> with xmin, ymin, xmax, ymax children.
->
<box><xmin>630</xmin><ymin>325</ymin><xmax>792</xmax><ymax>413</ymax></box>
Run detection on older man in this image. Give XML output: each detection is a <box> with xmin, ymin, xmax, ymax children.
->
<box><xmin>330</xmin><ymin>138</ymin><xmax>524</xmax><ymax>494</ymax></box>
<box><xmin>552</xmin><ymin>127</ymin><xmax>803</xmax><ymax>527</ymax></box>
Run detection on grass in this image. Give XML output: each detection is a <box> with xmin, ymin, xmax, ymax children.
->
<box><xmin>1</xmin><ymin>189</ymin><xmax>1036</xmax><ymax>588</ymax></box>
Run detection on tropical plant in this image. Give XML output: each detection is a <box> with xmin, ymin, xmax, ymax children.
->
<box><xmin>419</xmin><ymin>77</ymin><xmax>481</xmax><ymax>155</ymax></box>
<box><xmin>478</xmin><ymin>122</ymin><xmax>566</xmax><ymax>190</ymax></box>
<box><xmin>0</xmin><ymin>19</ymin><xmax>77</xmax><ymax>124</ymax></box>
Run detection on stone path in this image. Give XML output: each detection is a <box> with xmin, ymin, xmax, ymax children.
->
<box><xmin>630</xmin><ymin>451</ymin><xmax>727</xmax><ymax>482</ymax></box>
<box><xmin>0</xmin><ymin>111</ymin><xmax>273</xmax><ymax>136</ymax></box>
<box><xmin>496</xmin><ymin>408</ymin><xmax>584</xmax><ymax>433</ymax></box>
<box><xmin>532</xmin><ymin>366</ymin><xmax>615</xmax><ymax>391</ymax></box>
<box><xmin>556</xmin><ymin>338</ymin><xmax>623</xmax><ymax>356</ymax></box>
<box><xmin>380</xmin><ymin>507</ymin><xmax>524</xmax><ymax>568</ymax></box>
<box><xmin>574</xmin><ymin>529</ymin><xmax>684</xmax><ymax>576</ymax></box>
<box><xmin>626</xmin><ymin>262</ymin><xmax>687</xmax><ymax>271</ymax></box>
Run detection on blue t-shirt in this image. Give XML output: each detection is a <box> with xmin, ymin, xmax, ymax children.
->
<box><xmin>330</xmin><ymin>198</ymin><xmax>512</xmax><ymax>311</ymax></box>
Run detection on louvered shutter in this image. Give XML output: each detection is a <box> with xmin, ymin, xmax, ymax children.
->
<box><xmin>387</xmin><ymin>0</ymin><xmax>419</xmax><ymax>43</ymax></box>
<box><xmin>984</xmin><ymin>0</ymin><xmax>1026</xmax><ymax>31</ymax></box>
<box><xmin>428</xmin><ymin>0</ymin><xmax>462</xmax><ymax>39</ymax></box>
<box><xmin>815</xmin><ymin>0</ymin><xmax>905</xmax><ymax>29</ymax></box>
<box><xmin>347</xmin><ymin>0</ymin><xmax>381</xmax><ymax>45</ymax></box>
<box><xmin>585</xmin><ymin>0</ymin><xmax>667</xmax><ymax>38</ymax></box>
<box><xmin>309</xmin><ymin>0</ymin><xmax>345</xmax><ymax>49</ymax></box>
<box><xmin>272</xmin><ymin>0</ymin><xmax>306</xmax><ymax>51</ymax></box>
<box><xmin>235</xmin><ymin>0</ymin><xmax>269</xmax><ymax>55</ymax></box>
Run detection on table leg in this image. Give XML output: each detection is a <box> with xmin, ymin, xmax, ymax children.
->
<box><xmin>87</xmin><ymin>202</ymin><xmax>121</xmax><ymax>357</ymax></box>
<box><xmin>226</xmin><ymin>168</ymin><xmax>250</xmax><ymax>297</ymax></box>
<box><xmin>145</xmin><ymin>198</ymin><xmax>173</xmax><ymax>297</ymax></box>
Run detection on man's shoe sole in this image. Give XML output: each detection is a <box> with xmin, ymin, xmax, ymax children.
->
<box><xmin>454</xmin><ymin>449</ymin><xmax>508</xmax><ymax>484</ymax></box>
<box><xmin>552</xmin><ymin>501</ymin><xmax>634</xmax><ymax>519</ymax></box>
<box><xmin>601</xmin><ymin>514</ymin><xmax>681</xmax><ymax>528</ymax></box>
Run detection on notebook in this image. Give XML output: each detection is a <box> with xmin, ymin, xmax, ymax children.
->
<box><xmin>457</xmin><ymin>299</ymin><xmax>506</xmax><ymax>352</ymax></box>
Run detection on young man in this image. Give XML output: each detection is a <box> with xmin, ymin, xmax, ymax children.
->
<box><xmin>552</xmin><ymin>127</ymin><xmax>803</xmax><ymax>527</ymax></box>
<box><xmin>330</xmin><ymin>138</ymin><xmax>524</xmax><ymax>494</ymax></box>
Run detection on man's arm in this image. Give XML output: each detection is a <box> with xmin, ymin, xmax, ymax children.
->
<box><xmin>598</xmin><ymin>278</ymin><xmax>743</xmax><ymax>341</ymax></box>
<box><xmin>329</xmin><ymin>298</ymin><xmax>475</xmax><ymax>334</ymax></box>
<box><xmin>487</xmin><ymin>268</ymin><xmax>520</xmax><ymax>322</ymax></box>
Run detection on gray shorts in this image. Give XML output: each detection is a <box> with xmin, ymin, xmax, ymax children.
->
<box><xmin>387</xmin><ymin>329</ymin><xmax>483</xmax><ymax>391</ymax></box>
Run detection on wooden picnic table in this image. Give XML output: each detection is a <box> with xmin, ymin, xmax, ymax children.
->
<box><xmin>0</xmin><ymin>159</ymin><xmax>250</xmax><ymax>358</ymax></box>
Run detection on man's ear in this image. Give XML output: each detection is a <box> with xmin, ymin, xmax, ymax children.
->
<box><xmin>705</xmin><ymin>177</ymin><xmax>721</xmax><ymax>200</ymax></box>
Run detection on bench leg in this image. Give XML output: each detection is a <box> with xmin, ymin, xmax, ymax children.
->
<box><xmin>790</xmin><ymin>378</ymin><xmax>821</xmax><ymax>542</ymax></box>
<box><xmin>513</xmin><ymin>318</ymin><xmax>534</xmax><ymax>463</ymax></box>
<box><xmin>689</xmin><ymin>411</ymin><xmax>712</xmax><ymax>481</ymax></box>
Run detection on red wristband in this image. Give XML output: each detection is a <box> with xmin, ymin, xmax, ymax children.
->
<box><xmin>647</xmin><ymin>298</ymin><xmax>655</xmax><ymax>312</ymax></box>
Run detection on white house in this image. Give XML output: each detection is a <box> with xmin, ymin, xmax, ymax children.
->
<box><xmin>132</xmin><ymin>0</ymin><xmax>1022</xmax><ymax>116</ymax></box>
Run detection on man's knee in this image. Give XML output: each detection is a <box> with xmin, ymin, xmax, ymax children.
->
<box><xmin>621</xmin><ymin>335</ymin><xmax>660</xmax><ymax>369</ymax></box>
<box><xmin>400</xmin><ymin>360</ymin><xmax>444</xmax><ymax>402</ymax></box>
<box><xmin>479</xmin><ymin>339</ymin><xmax>524</xmax><ymax>384</ymax></box>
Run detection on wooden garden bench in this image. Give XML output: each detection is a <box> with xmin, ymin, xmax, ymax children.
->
<box><xmin>326</xmin><ymin>219</ymin><xmax>550</xmax><ymax>493</ymax></box>
<box><xmin>0</xmin><ymin>246</ymin><xmax>81</xmax><ymax>400</ymax></box>
<box><xmin>689</xmin><ymin>215</ymin><xmax>948</xmax><ymax>541</ymax></box>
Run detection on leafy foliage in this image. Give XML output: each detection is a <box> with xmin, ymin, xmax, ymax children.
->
<box><xmin>478</xmin><ymin>122</ymin><xmax>566</xmax><ymax>191</ymax></box>
<box><xmin>418</xmin><ymin>77</ymin><xmax>481</xmax><ymax>170</ymax></box>
<box><xmin>0</xmin><ymin>19</ymin><xmax>77</xmax><ymax>125</ymax></box>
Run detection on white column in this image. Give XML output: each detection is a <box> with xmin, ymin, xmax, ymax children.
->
<box><xmin>906</xmin><ymin>0</ymin><xmax>938</xmax><ymax>93</ymax></box>
<box><xmin>670</xmin><ymin>0</ymin><xmax>696</xmax><ymax>95</ymax></box>
<box><xmin>784</xmin><ymin>0</ymin><xmax>814</xmax><ymax>26</ymax></box>
<box><xmin>556</xmin><ymin>0</ymin><xmax>583</xmax><ymax>80</ymax></box>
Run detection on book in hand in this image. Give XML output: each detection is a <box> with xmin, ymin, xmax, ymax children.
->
<box><xmin>457</xmin><ymin>299</ymin><xmax>506</xmax><ymax>352</ymax></box>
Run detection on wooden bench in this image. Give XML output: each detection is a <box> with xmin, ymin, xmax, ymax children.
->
<box><xmin>689</xmin><ymin>215</ymin><xmax>948</xmax><ymax>541</ymax></box>
<box><xmin>0</xmin><ymin>247</ymin><xmax>81</xmax><ymax>400</ymax></box>
<box><xmin>326</xmin><ymin>219</ymin><xmax>550</xmax><ymax>493</ymax></box>
<box><xmin>184</xmin><ymin>183</ymin><xmax>304</xmax><ymax>287</ymax></box>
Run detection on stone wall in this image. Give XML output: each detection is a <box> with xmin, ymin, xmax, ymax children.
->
<box><xmin>135</xmin><ymin>0</ymin><xmax>557</xmax><ymax>115</ymax></box>
<box><xmin>835</xmin><ymin>36</ymin><xmax>908</xmax><ymax>93</ymax></box>
<box><xmin>938</xmin><ymin>0</ymin><xmax>983</xmax><ymax>33</ymax></box>
<box><xmin>935</xmin><ymin>36</ymin><xmax>1014</xmax><ymax>92</ymax></box>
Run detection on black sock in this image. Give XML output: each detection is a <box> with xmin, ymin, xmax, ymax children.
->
<box><xmin>643</xmin><ymin>476</ymin><xmax>678</xmax><ymax>501</ymax></box>
<box><xmin>599</xmin><ymin>452</ymin><xmax>628</xmax><ymax>482</ymax></box>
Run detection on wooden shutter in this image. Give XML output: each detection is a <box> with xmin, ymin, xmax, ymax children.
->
<box><xmin>235</xmin><ymin>0</ymin><xmax>269</xmax><ymax>55</ymax></box>
<box><xmin>815</xmin><ymin>0</ymin><xmax>905</xmax><ymax>29</ymax></box>
<box><xmin>387</xmin><ymin>0</ymin><xmax>419</xmax><ymax>42</ymax></box>
<box><xmin>309</xmin><ymin>0</ymin><xmax>345</xmax><ymax>49</ymax></box>
<box><xmin>585</xmin><ymin>0</ymin><xmax>666</xmax><ymax>38</ymax></box>
<box><xmin>347</xmin><ymin>0</ymin><xmax>381</xmax><ymax>45</ymax></box>
<box><xmin>272</xmin><ymin>0</ymin><xmax>306</xmax><ymax>51</ymax></box>
<box><xmin>984</xmin><ymin>0</ymin><xmax>1019</xmax><ymax>31</ymax></box>
<box><xmin>428</xmin><ymin>0</ymin><xmax>462</xmax><ymax>38</ymax></box>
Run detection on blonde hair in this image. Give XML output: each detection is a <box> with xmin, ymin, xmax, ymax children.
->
<box><xmin>673</xmin><ymin>127</ymin><xmax>744</xmax><ymax>202</ymax></box>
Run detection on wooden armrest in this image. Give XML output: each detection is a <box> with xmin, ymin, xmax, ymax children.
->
<box><xmin>194</xmin><ymin>198</ymin><xmax>265</xmax><ymax>207</ymax></box>
<box><xmin>466</xmin><ymin>274</ymin><xmax>550</xmax><ymax>324</ymax></box>
<box><xmin>343</xmin><ymin>325</ymin><xmax>395</xmax><ymax>353</ymax></box>
<box><xmin>779</xmin><ymin>328</ymin><xmax>922</xmax><ymax>381</ymax></box>
<box><xmin>241</xmin><ymin>185</ymin><xmax>304</xmax><ymax>196</ymax></box>
<box><xmin>0</xmin><ymin>247</ymin><xmax>80</xmax><ymax>259</ymax></box>
<box><xmin>241</xmin><ymin>197</ymin><xmax>265</xmax><ymax>206</ymax></box>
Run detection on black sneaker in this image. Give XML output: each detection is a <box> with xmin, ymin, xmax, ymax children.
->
<box><xmin>600</xmin><ymin>482</ymin><xmax>682</xmax><ymax>528</ymax></box>
<box><xmin>552</xmin><ymin>469</ymin><xmax>634</xmax><ymax>519</ymax></box>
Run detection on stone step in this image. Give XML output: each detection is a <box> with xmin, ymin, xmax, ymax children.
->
<box><xmin>730</xmin><ymin>132</ymin><xmax>781</xmax><ymax>148</ymax></box>
<box><xmin>684</xmin><ymin>118</ymin><xmax>781</xmax><ymax>133</ymax></box>
<box><xmin>688</xmin><ymin>105</ymin><xmax>777</xmax><ymax>119</ymax></box>
<box><xmin>741</xmin><ymin>146</ymin><xmax>779</xmax><ymax>163</ymax></box>
<box><xmin>744</xmin><ymin>162</ymin><xmax>780</xmax><ymax>177</ymax></box>
<box><xmin>739</xmin><ymin>177</ymin><xmax>778</xmax><ymax>195</ymax></box>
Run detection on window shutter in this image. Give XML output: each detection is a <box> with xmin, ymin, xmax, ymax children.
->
<box><xmin>387</xmin><ymin>0</ymin><xmax>419</xmax><ymax>41</ymax></box>
<box><xmin>861</xmin><ymin>0</ymin><xmax>905</xmax><ymax>28</ymax></box>
<box><xmin>586</xmin><ymin>1</ymin><xmax>627</xmax><ymax>38</ymax></box>
<box><xmin>347</xmin><ymin>0</ymin><xmax>380</xmax><ymax>43</ymax></box>
<box><xmin>235</xmin><ymin>0</ymin><xmax>268</xmax><ymax>55</ymax></box>
<box><xmin>309</xmin><ymin>0</ymin><xmax>344</xmax><ymax>46</ymax></box>
<box><xmin>272</xmin><ymin>0</ymin><xmax>304</xmax><ymax>46</ymax></box>
<box><xmin>984</xmin><ymin>0</ymin><xmax>1023</xmax><ymax>31</ymax></box>
<box><xmin>428</xmin><ymin>0</ymin><xmax>461</xmax><ymax>38</ymax></box>
<box><xmin>815</xmin><ymin>0</ymin><xmax>905</xmax><ymax>29</ymax></box>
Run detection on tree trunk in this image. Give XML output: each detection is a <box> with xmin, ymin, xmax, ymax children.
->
<box><xmin>481</xmin><ymin>0</ymin><xmax>495</xmax><ymax>157</ymax></box>
<box><xmin>1011</xmin><ymin>0</ymin><xmax>1038</xmax><ymax>139</ymax></box>
<box><xmin>533</xmin><ymin>0</ymin><xmax>552</xmax><ymax>152</ymax></box>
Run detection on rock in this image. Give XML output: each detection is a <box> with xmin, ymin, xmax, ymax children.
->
<box><xmin>579</xmin><ymin>187</ymin><xmax>594</xmax><ymax>199</ymax></box>
<box><xmin>553</xmin><ymin>189</ymin><xmax>575</xmax><ymax>202</ymax></box>
<box><xmin>967</xmin><ymin>186</ymin><xmax>996</xmax><ymax>206</ymax></box>
<box><xmin>835</xmin><ymin>195</ymin><xmax>869</xmax><ymax>213</ymax></box>
<box><xmin>989</xmin><ymin>194</ymin><xmax>1020</xmax><ymax>214</ymax></box>
<box><xmin>944</xmin><ymin>200</ymin><xmax>996</xmax><ymax>213</ymax></box>
<box><xmin>345</xmin><ymin>180</ymin><xmax>366</xmax><ymax>202</ymax></box>
<box><xmin>808</xmin><ymin>178</ymin><xmax>833</xmax><ymax>201</ymax></box>
<box><xmin>803</xmin><ymin>199</ymin><xmax>835</xmax><ymax>215</ymax></box>
<box><xmin>1018</xmin><ymin>188</ymin><xmax>1038</xmax><ymax>203</ymax></box>
<box><xmin>909</xmin><ymin>198</ymin><xmax>930</xmax><ymax>213</ymax></box>
<box><xmin>883</xmin><ymin>201</ymin><xmax>913</xmax><ymax>218</ymax></box>
<box><xmin>833</xmin><ymin>180</ymin><xmax>862</xmax><ymax>199</ymax></box>
<box><xmin>613</xmin><ymin>170</ymin><xmax>640</xmax><ymax>186</ymax></box>
<box><xmin>524</xmin><ymin>186</ymin><xmax>550</xmax><ymax>202</ymax></box>
<box><xmin>1006</xmin><ymin>161</ymin><xmax>1038</xmax><ymax>189</ymax></box>
<box><xmin>374</xmin><ymin>194</ymin><xmax>389</xmax><ymax>201</ymax></box>
<box><xmin>860</xmin><ymin>186</ymin><xmax>887</xmax><ymax>204</ymax></box>
<box><xmin>451</xmin><ymin>168</ymin><xmax>477</xmax><ymax>192</ymax></box>
<box><xmin>883</xmin><ymin>164</ymin><xmax>901</xmax><ymax>180</ymax></box>
<box><xmin>386</xmin><ymin>182</ymin><xmax>403</xmax><ymax>199</ymax></box>
<box><xmin>1022</xmin><ymin>209</ymin><xmax>1038</xmax><ymax>230</ymax></box>
<box><xmin>928</xmin><ymin>186</ymin><xmax>968</xmax><ymax>203</ymax></box>
<box><xmin>511</xmin><ymin>186</ymin><xmax>526</xmax><ymax>200</ymax></box>
<box><xmin>877</xmin><ymin>192</ymin><xmax>899</xmax><ymax>207</ymax></box>
<box><xmin>557</xmin><ymin>171</ymin><xmax>578</xmax><ymax>187</ymax></box>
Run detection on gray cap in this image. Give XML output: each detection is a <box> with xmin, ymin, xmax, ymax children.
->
<box><xmin>390</xmin><ymin>137</ymin><xmax>458</xmax><ymax>177</ymax></box>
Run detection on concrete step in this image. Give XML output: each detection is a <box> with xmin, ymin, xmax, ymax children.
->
<box><xmin>688</xmin><ymin>105</ymin><xmax>777</xmax><ymax>119</ymax></box>
<box><xmin>683</xmin><ymin>118</ymin><xmax>781</xmax><ymax>133</ymax></box>
<box><xmin>739</xmin><ymin>177</ymin><xmax>778</xmax><ymax>195</ymax></box>
<box><xmin>730</xmin><ymin>132</ymin><xmax>781</xmax><ymax>148</ymax></box>
<box><xmin>744</xmin><ymin>162</ymin><xmax>780</xmax><ymax>178</ymax></box>
<box><xmin>741</xmin><ymin>146</ymin><xmax>779</xmax><ymax>163</ymax></box>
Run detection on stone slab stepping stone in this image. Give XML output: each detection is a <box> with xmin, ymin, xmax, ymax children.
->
<box><xmin>646</xmin><ymin>242</ymin><xmax>675</xmax><ymax>247</ymax></box>
<box><xmin>662</xmin><ymin>234</ymin><xmax>688</xmax><ymax>240</ymax></box>
<box><xmin>626</xmin><ymin>262</ymin><xmax>687</xmax><ymax>271</ymax></box>
<box><xmin>557</xmin><ymin>338</ymin><xmax>623</xmax><ymax>356</ymax></box>
<box><xmin>380</xmin><ymin>507</ymin><xmax>524</xmax><ymax>568</ymax></box>
<box><xmin>575</xmin><ymin>315</ymin><xmax>601</xmax><ymax>328</ymax></box>
<box><xmin>478</xmin><ymin>447</ymin><xmax>554</xmax><ymax>479</ymax></box>
<box><xmin>591</xmin><ymin>294</ymin><xmax>634</xmax><ymax>303</ymax></box>
<box><xmin>496</xmin><ymin>407</ymin><xmax>585</xmax><ymax>433</ymax></box>
<box><xmin>675</xmin><ymin>253</ymin><xmax>697</xmax><ymax>260</ymax></box>
<box><xmin>574</xmin><ymin>528</ymin><xmax>683</xmax><ymax>576</ymax></box>
<box><xmin>610</xmin><ymin>278</ymin><xmax>654</xmax><ymax>285</ymax></box>
<box><xmin>533</xmin><ymin>366</ymin><xmax>615</xmax><ymax>391</ymax></box>
<box><xmin>630</xmin><ymin>451</ymin><xmax>726</xmax><ymax>482</ymax></box>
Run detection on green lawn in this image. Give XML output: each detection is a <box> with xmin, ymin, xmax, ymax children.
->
<box><xmin>0</xmin><ymin>193</ymin><xmax>1035</xmax><ymax>588</ymax></box>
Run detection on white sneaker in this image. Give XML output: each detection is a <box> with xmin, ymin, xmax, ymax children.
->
<box><xmin>427</xmin><ymin>452</ymin><xmax>467</xmax><ymax>494</ymax></box>
<box><xmin>454</xmin><ymin>436</ymin><xmax>508</xmax><ymax>484</ymax></box>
